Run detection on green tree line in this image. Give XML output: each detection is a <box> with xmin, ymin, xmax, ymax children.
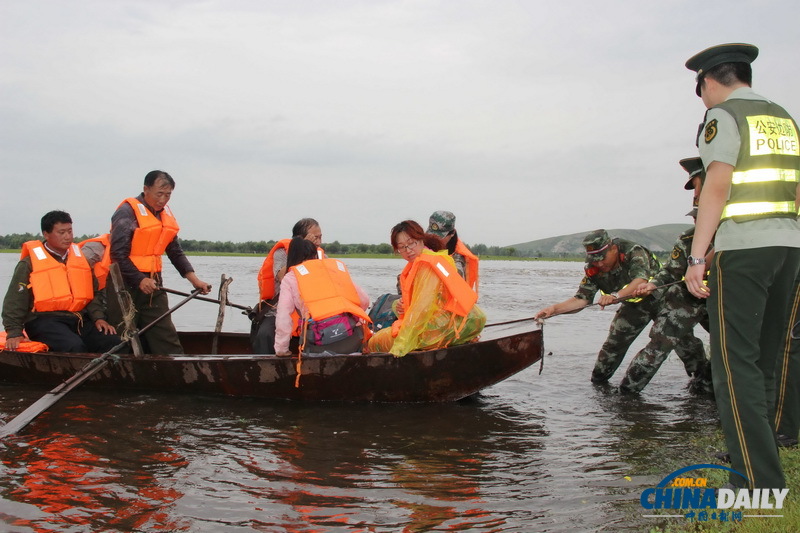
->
<box><xmin>0</xmin><ymin>233</ymin><xmax>593</xmax><ymax>259</ymax></box>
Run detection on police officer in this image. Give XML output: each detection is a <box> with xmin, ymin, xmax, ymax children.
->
<box><xmin>684</xmin><ymin>43</ymin><xmax>800</xmax><ymax>490</ymax></box>
<box><xmin>621</xmin><ymin>158</ymin><xmax>712</xmax><ymax>394</ymax></box>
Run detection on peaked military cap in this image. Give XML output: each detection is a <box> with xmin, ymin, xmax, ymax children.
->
<box><xmin>685</xmin><ymin>43</ymin><xmax>758</xmax><ymax>96</ymax></box>
<box><xmin>679</xmin><ymin>157</ymin><xmax>705</xmax><ymax>190</ymax></box>
<box><xmin>583</xmin><ymin>229</ymin><xmax>612</xmax><ymax>260</ymax></box>
<box><xmin>427</xmin><ymin>210</ymin><xmax>456</xmax><ymax>238</ymax></box>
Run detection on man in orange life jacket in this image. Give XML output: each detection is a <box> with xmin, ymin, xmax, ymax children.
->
<box><xmin>109</xmin><ymin>170</ymin><xmax>211</xmax><ymax>354</ymax></box>
<box><xmin>2</xmin><ymin>210</ymin><xmax>121</xmax><ymax>353</ymax></box>
<box><xmin>426</xmin><ymin>210</ymin><xmax>479</xmax><ymax>293</ymax></box>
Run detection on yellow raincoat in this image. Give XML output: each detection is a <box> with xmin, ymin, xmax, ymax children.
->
<box><xmin>368</xmin><ymin>250</ymin><xmax>485</xmax><ymax>356</ymax></box>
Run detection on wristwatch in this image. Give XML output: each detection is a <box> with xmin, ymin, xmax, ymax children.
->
<box><xmin>687</xmin><ymin>255</ymin><xmax>706</xmax><ymax>266</ymax></box>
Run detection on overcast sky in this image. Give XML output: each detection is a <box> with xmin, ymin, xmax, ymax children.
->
<box><xmin>2</xmin><ymin>1</ymin><xmax>798</xmax><ymax>247</ymax></box>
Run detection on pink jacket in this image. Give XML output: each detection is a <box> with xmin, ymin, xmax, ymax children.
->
<box><xmin>274</xmin><ymin>270</ymin><xmax>370</xmax><ymax>354</ymax></box>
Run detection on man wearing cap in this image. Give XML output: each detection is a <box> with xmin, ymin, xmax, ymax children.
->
<box><xmin>427</xmin><ymin>210</ymin><xmax>479</xmax><ymax>293</ymax></box>
<box><xmin>621</xmin><ymin>157</ymin><xmax>713</xmax><ymax>394</ymax></box>
<box><xmin>535</xmin><ymin>230</ymin><xmax>664</xmax><ymax>384</ymax></box>
<box><xmin>684</xmin><ymin>43</ymin><xmax>800</xmax><ymax>489</ymax></box>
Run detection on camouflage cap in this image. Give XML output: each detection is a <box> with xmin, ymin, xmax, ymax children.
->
<box><xmin>679</xmin><ymin>157</ymin><xmax>705</xmax><ymax>190</ymax></box>
<box><xmin>583</xmin><ymin>229</ymin><xmax>612</xmax><ymax>259</ymax></box>
<box><xmin>427</xmin><ymin>210</ymin><xmax>456</xmax><ymax>238</ymax></box>
<box><xmin>687</xmin><ymin>207</ymin><xmax>698</xmax><ymax>218</ymax></box>
<box><xmin>685</xmin><ymin>43</ymin><xmax>758</xmax><ymax>96</ymax></box>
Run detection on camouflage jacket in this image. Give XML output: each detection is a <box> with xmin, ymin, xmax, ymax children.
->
<box><xmin>575</xmin><ymin>238</ymin><xmax>660</xmax><ymax>302</ymax></box>
<box><xmin>650</xmin><ymin>228</ymin><xmax>694</xmax><ymax>287</ymax></box>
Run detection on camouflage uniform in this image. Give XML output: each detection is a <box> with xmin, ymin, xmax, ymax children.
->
<box><xmin>576</xmin><ymin>237</ymin><xmax>662</xmax><ymax>383</ymax></box>
<box><xmin>618</xmin><ymin>228</ymin><xmax>711</xmax><ymax>393</ymax></box>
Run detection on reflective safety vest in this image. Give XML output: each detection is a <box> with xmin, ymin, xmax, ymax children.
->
<box><xmin>454</xmin><ymin>239</ymin><xmax>479</xmax><ymax>294</ymax></box>
<box><xmin>79</xmin><ymin>234</ymin><xmax>111</xmax><ymax>289</ymax></box>
<box><xmin>291</xmin><ymin>258</ymin><xmax>371</xmax><ymax>323</ymax></box>
<box><xmin>257</xmin><ymin>240</ymin><xmax>325</xmax><ymax>301</ymax></box>
<box><xmin>257</xmin><ymin>239</ymin><xmax>292</xmax><ymax>301</ymax></box>
<box><xmin>21</xmin><ymin>241</ymin><xmax>94</xmax><ymax>313</ymax></box>
<box><xmin>399</xmin><ymin>250</ymin><xmax>478</xmax><ymax>317</ymax></box>
<box><xmin>712</xmin><ymin>99</ymin><xmax>800</xmax><ymax>221</ymax></box>
<box><xmin>120</xmin><ymin>197</ymin><xmax>180</xmax><ymax>273</ymax></box>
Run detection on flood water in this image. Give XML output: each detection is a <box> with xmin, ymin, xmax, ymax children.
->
<box><xmin>0</xmin><ymin>254</ymin><xmax>717</xmax><ymax>532</ymax></box>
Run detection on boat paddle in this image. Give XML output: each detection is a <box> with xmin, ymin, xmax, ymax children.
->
<box><xmin>161</xmin><ymin>287</ymin><xmax>252</xmax><ymax>314</ymax></box>
<box><xmin>0</xmin><ymin>288</ymin><xmax>203</xmax><ymax>438</ymax></box>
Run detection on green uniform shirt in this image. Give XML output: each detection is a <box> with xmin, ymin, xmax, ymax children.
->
<box><xmin>575</xmin><ymin>239</ymin><xmax>659</xmax><ymax>301</ymax></box>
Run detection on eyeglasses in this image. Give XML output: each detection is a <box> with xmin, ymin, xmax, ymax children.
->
<box><xmin>396</xmin><ymin>240</ymin><xmax>419</xmax><ymax>253</ymax></box>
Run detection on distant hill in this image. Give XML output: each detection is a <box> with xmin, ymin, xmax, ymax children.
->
<box><xmin>510</xmin><ymin>223</ymin><xmax>691</xmax><ymax>256</ymax></box>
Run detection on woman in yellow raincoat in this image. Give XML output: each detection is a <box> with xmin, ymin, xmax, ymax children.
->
<box><xmin>367</xmin><ymin>220</ymin><xmax>485</xmax><ymax>357</ymax></box>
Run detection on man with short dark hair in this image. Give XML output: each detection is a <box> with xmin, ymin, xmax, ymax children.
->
<box><xmin>110</xmin><ymin>170</ymin><xmax>211</xmax><ymax>354</ymax></box>
<box><xmin>684</xmin><ymin>43</ymin><xmax>800</xmax><ymax>489</ymax></box>
<box><xmin>2</xmin><ymin>210</ymin><xmax>121</xmax><ymax>352</ymax></box>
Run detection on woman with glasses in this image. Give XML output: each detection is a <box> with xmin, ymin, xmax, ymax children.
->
<box><xmin>367</xmin><ymin>220</ymin><xmax>485</xmax><ymax>357</ymax></box>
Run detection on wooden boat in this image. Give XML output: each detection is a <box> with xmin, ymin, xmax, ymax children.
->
<box><xmin>0</xmin><ymin>329</ymin><xmax>543</xmax><ymax>402</ymax></box>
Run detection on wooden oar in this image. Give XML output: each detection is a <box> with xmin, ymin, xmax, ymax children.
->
<box><xmin>0</xmin><ymin>288</ymin><xmax>203</xmax><ymax>438</ymax></box>
<box><xmin>161</xmin><ymin>287</ymin><xmax>252</xmax><ymax>313</ymax></box>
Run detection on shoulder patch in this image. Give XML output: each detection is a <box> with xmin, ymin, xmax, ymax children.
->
<box><xmin>704</xmin><ymin>119</ymin><xmax>718</xmax><ymax>144</ymax></box>
<box><xmin>671</xmin><ymin>247</ymin><xmax>681</xmax><ymax>260</ymax></box>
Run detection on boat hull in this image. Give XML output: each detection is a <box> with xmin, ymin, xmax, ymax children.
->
<box><xmin>0</xmin><ymin>330</ymin><xmax>543</xmax><ymax>402</ymax></box>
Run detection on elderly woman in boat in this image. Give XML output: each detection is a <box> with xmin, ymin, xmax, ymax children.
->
<box><xmin>367</xmin><ymin>220</ymin><xmax>485</xmax><ymax>357</ymax></box>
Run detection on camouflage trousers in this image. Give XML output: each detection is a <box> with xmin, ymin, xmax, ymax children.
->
<box><xmin>618</xmin><ymin>285</ymin><xmax>710</xmax><ymax>393</ymax></box>
<box><xmin>590</xmin><ymin>288</ymin><xmax>708</xmax><ymax>392</ymax></box>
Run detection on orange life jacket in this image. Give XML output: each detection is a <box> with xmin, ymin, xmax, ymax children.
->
<box><xmin>121</xmin><ymin>197</ymin><xmax>180</xmax><ymax>273</ymax></box>
<box><xmin>0</xmin><ymin>331</ymin><xmax>49</xmax><ymax>352</ymax></box>
<box><xmin>21</xmin><ymin>241</ymin><xmax>94</xmax><ymax>313</ymax></box>
<box><xmin>454</xmin><ymin>239</ymin><xmax>479</xmax><ymax>294</ymax></box>
<box><xmin>79</xmin><ymin>234</ymin><xmax>111</xmax><ymax>289</ymax></box>
<box><xmin>257</xmin><ymin>240</ymin><xmax>325</xmax><ymax>301</ymax></box>
<box><xmin>399</xmin><ymin>249</ymin><xmax>478</xmax><ymax>317</ymax></box>
<box><xmin>291</xmin><ymin>258</ymin><xmax>371</xmax><ymax>323</ymax></box>
<box><xmin>257</xmin><ymin>239</ymin><xmax>292</xmax><ymax>301</ymax></box>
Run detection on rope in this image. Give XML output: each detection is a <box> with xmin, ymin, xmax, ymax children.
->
<box><xmin>117</xmin><ymin>289</ymin><xmax>138</xmax><ymax>342</ymax></box>
<box><xmin>493</xmin><ymin>279</ymin><xmax>687</xmax><ymax>327</ymax></box>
